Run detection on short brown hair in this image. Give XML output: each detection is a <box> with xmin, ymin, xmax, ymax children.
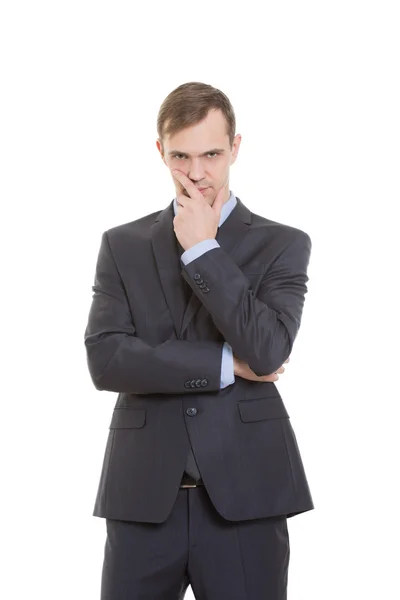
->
<box><xmin>157</xmin><ymin>82</ymin><xmax>236</xmax><ymax>150</ymax></box>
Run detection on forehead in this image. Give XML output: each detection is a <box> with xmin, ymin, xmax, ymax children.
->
<box><xmin>164</xmin><ymin>109</ymin><xmax>229</xmax><ymax>153</ymax></box>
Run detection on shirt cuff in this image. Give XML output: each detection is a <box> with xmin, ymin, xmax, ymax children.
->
<box><xmin>181</xmin><ymin>239</ymin><xmax>220</xmax><ymax>265</ymax></box>
<box><xmin>220</xmin><ymin>342</ymin><xmax>235</xmax><ymax>389</ymax></box>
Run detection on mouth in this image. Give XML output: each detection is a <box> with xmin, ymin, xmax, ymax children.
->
<box><xmin>198</xmin><ymin>187</ymin><xmax>209</xmax><ymax>193</ymax></box>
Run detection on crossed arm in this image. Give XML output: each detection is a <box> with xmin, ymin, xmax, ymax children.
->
<box><xmin>84</xmin><ymin>230</ymin><xmax>311</xmax><ymax>394</ymax></box>
<box><xmin>179</xmin><ymin>232</ymin><xmax>312</xmax><ymax>377</ymax></box>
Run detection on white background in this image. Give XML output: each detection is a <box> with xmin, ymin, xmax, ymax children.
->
<box><xmin>1</xmin><ymin>1</ymin><xmax>399</xmax><ymax>598</ymax></box>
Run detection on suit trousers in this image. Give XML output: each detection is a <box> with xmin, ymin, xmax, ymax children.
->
<box><xmin>100</xmin><ymin>485</ymin><xmax>290</xmax><ymax>600</ymax></box>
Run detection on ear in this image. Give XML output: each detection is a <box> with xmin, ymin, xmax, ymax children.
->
<box><xmin>230</xmin><ymin>133</ymin><xmax>242</xmax><ymax>166</ymax></box>
<box><xmin>156</xmin><ymin>139</ymin><xmax>166</xmax><ymax>165</ymax></box>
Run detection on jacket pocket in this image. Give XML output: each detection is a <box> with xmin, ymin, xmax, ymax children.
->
<box><xmin>238</xmin><ymin>396</ymin><xmax>289</xmax><ymax>422</ymax></box>
<box><xmin>109</xmin><ymin>408</ymin><xmax>146</xmax><ymax>429</ymax></box>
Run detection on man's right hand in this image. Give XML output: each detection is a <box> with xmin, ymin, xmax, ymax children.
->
<box><xmin>233</xmin><ymin>355</ymin><xmax>290</xmax><ymax>382</ymax></box>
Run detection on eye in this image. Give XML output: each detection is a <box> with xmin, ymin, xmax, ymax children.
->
<box><xmin>172</xmin><ymin>152</ymin><xmax>219</xmax><ymax>160</ymax></box>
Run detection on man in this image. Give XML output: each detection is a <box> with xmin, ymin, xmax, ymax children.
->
<box><xmin>84</xmin><ymin>81</ymin><xmax>314</xmax><ymax>599</ymax></box>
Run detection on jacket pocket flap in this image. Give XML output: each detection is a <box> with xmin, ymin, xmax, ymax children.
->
<box><xmin>238</xmin><ymin>396</ymin><xmax>289</xmax><ymax>422</ymax></box>
<box><xmin>109</xmin><ymin>408</ymin><xmax>146</xmax><ymax>429</ymax></box>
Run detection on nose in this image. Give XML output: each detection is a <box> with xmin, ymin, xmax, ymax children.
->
<box><xmin>188</xmin><ymin>158</ymin><xmax>205</xmax><ymax>182</ymax></box>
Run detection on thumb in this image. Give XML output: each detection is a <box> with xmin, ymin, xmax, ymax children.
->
<box><xmin>212</xmin><ymin>185</ymin><xmax>226</xmax><ymax>217</ymax></box>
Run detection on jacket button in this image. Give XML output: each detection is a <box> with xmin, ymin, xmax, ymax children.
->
<box><xmin>194</xmin><ymin>273</ymin><xmax>201</xmax><ymax>280</ymax></box>
<box><xmin>184</xmin><ymin>381</ymin><xmax>192</xmax><ymax>389</ymax></box>
<box><xmin>195</xmin><ymin>379</ymin><xmax>202</xmax><ymax>387</ymax></box>
<box><xmin>203</xmin><ymin>287</ymin><xmax>210</xmax><ymax>293</ymax></box>
<box><xmin>196</xmin><ymin>278</ymin><xmax>204</xmax><ymax>284</ymax></box>
<box><xmin>200</xmin><ymin>378</ymin><xmax>208</xmax><ymax>387</ymax></box>
<box><xmin>186</xmin><ymin>407</ymin><xmax>197</xmax><ymax>416</ymax></box>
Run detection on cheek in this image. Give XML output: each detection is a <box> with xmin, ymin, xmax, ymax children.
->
<box><xmin>208</xmin><ymin>162</ymin><xmax>223</xmax><ymax>178</ymax></box>
<box><xmin>212</xmin><ymin>163</ymin><xmax>228</xmax><ymax>185</ymax></box>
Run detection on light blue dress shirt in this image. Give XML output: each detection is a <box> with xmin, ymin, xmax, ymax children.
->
<box><xmin>173</xmin><ymin>190</ymin><xmax>237</xmax><ymax>389</ymax></box>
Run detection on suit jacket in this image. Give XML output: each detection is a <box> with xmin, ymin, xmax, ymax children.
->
<box><xmin>84</xmin><ymin>196</ymin><xmax>315</xmax><ymax>523</ymax></box>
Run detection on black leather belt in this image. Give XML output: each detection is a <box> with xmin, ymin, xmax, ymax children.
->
<box><xmin>180</xmin><ymin>474</ymin><xmax>204</xmax><ymax>488</ymax></box>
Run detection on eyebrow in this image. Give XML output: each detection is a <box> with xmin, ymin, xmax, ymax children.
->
<box><xmin>168</xmin><ymin>148</ymin><xmax>225</xmax><ymax>156</ymax></box>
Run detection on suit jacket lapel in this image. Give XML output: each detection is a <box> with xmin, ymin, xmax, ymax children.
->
<box><xmin>151</xmin><ymin>201</ymin><xmax>187</xmax><ymax>339</ymax></box>
<box><xmin>151</xmin><ymin>196</ymin><xmax>251</xmax><ymax>339</ymax></box>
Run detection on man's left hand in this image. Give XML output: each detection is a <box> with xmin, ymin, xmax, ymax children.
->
<box><xmin>172</xmin><ymin>170</ymin><xmax>226</xmax><ymax>251</ymax></box>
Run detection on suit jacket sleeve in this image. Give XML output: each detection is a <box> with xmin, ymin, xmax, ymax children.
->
<box><xmin>181</xmin><ymin>230</ymin><xmax>312</xmax><ymax>377</ymax></box>
<box><xmin>180</xmin><ymin>238</ymin><xmax>236</xmax><ymax>389</ymax></box>
<box><xmin>84</xmin><ymin>231</ymin><xmax>224</xmax><ymax>394</ymax></box>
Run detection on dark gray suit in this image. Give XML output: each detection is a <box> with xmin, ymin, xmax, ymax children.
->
<box><xmin>84</xmin><ymin>195</ymin><xmax>314</xmax><ymax>598</ymax></box>
<box><xmin>84</xmin><ymin>195</ymin><xmax>314</xmax><ymax>523</ymax></box>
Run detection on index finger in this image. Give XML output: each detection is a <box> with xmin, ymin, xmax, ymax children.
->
<box><xmin>172</xmin><ymin>170</ymin><xmax>203</xmax><ymax>201</ymax></box>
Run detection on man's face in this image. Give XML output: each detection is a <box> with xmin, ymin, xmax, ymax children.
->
<box><xmin>156</xmin><ymin>108</ymin><xmax>241</xmax><ymax>207</ymax></box>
